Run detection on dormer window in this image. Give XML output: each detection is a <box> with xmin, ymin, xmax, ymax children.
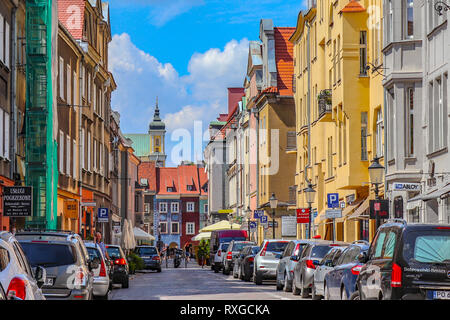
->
<box><xmin>187</xmin><ymin>185</ymin><xmax>195</xmax><ymax>191</ymax></box>
<box><xmin>167</xmin><ymin>187</ymin><xmax>174</xmax><ymax>192</ymax></box>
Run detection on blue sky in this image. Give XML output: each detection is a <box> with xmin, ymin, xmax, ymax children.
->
<box><xmin>107</xmin><ymin>0</ymin><xmax>306</xmax><ymax>166</ymax></box>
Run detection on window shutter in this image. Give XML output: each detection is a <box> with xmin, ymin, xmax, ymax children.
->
<box><xmin>87</xmin><ymin>131</ymin><xmax>91</xmax><ymax>171</ymax></box>
<box><xmin>67</xmin><ymin>65</ymin><xmax>71</xmax><ymax>106</ymax></box>
<box><xmin>66</xmin><ymin>135</ymin><xmax>70</xmax><ymax>175</ymax></box>
<box><xmin>59</xmin><ymin>131</ymin><xmax>64</xmax><ymax>173</ymax></box>
<box><xmin>0</xmin><ymin>109</ymin><xmax>4</xmax><ymax>158</ymax></box>
<box><xmin>4</xmin><ymin>112</ymin><xmax>9</xmax><ymax>160</ymax></box>
<box><xmin>5</xmin><ymin>21</ymin><xmax>10</xmax><ymax>68</ymax></box>
<box><xmin>81</xmin><ymin>128</ymin><xmax>85</xmax><ymax>169</ymax></box>
<box><xmin>0</xmin><ymin>15</ymin><xmax>4</xmax><ymax>63</ymax></box>
<box><xmin>59</xmin><ymin>57</ymin><xmax>64</xmax><ymax>99</ymax></box>
<box><xmin>73</xmin><ymin>139</ymin><xmax>77</xmax><ymax>179</ymax></box>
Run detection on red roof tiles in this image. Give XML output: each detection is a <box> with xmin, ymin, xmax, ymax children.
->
<box><xmin>138</xmin><ymin>161</ymin><xmax>157</xmax><ymax>192</ymax></box>
<box><xmin>274</xmin><ymin>27</ymin><xmax>296</xmax><ymax>96</ymax></box>
<box><xmin>151</xmin><ymin>165</ymin><xmax>208</xmax><ymax>197</ymax></box>
<box><xmin>340</xmin><ymin>0</ymin><xmax>366</xmax><ymax>13</ymax></box>
<box><xmin>58</xmin><ymin>0</ymin><xmax>86</xmax><ymax>40</ymax></box>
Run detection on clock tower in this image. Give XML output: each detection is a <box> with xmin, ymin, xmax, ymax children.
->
<box><xmin>148</xmin><ymin>97</ymin><xmax>167</xmax><ymax>167</ymax></box>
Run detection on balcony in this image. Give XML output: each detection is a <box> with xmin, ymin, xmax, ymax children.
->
<box><xmin>318</xmin><ymin>89</ymin><xmax>333</xmax><ymax>122</ymax></box>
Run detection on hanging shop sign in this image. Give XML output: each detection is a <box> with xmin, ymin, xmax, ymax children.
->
<box><xmin>3</xmin><ymin>186</ymin><xmax>32</xmax><ymax>217</ymax></box>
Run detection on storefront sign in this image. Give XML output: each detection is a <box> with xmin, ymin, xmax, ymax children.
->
<box><xmin>3</xmin><ymin>187</ymin><xmax>32</xmax><ymax>217</ymax></box>
<box><xmin>282</xmin><ymin>216</ymin><xmax>297</xmax><ymax>237</ymax></box>
<box><xmin>64</xmin><ymin>200</ymin><xmax>79</xmax><ymax>219</ymax></box>
<box><xmin>370</xmin><ymin>200</ymin><xmax>389</xmax><ymax>219</ymax></box>
<box><xmin>391</xmin><ymin>183</ymin><xmax>421</xmax><ymax>192</ymax></box>
<box><xmin>296</xmin><ymin>208</ymin><xmax>310</xmax><ymax>224</ymax></box>
<box><xmin>112</xmin><ymin>221</ymin><xmax>121</xmax><ymax>235</ymax></box>
<box><xmin>326</xmin><ymin>209</ymin><xmax>342</xmax><ymax>219</ymax></box>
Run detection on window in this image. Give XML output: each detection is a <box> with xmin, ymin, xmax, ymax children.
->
<box><xmin>429</xmin><ymin>75</ymin><xmax>448</xmax><ymax>153</ymax></box>
<box><xmin>59</xmin><ymin>131</ymin><xmax>64</xmax><ymax>173</ymax></box>
<box><xmin>59</xmin><ymin>57</ymin><xmax>64</xmax><ymax>99</ymax></box>
<box><xmin>73</xmin><ymin>139</ymin><xmax>77</xmax><ymax>179</ymax></box>
<box><xmin>187</xmin><ymin>185</ymin><xmax>194</xmax><ymax>191</ymax></box>
<box><xmin>144</xmin><ymin>203</ymin><xmax>150</xmax><ymax>213</ymax></box>
<box><xmin>187</xmin><ymin>202</ymin><xmax>195</xmax><ymax>212</ymax></box>
<box><xmin>361</xmin><ymin>112</ymin><xmax>368</xmax><ymax>160</ymax></box>
<box><xmin>0</xmin><ymin>248</ymin><xmax>10</xmax><ymax>271</ymax></box>
<box><xmin>387</xmin><ymin>89</ymin><xmax>395</xmax><ymax>160</ymax></box>
<box><xmin>67</xmin><ymin>64</ymin><xmax>71</xmax><ymax>104</ymax></box>
<box><xmin>81</xmin><ymin>128</ymin><xmax>85</xmax><ymax>170</ymax></box>
<box><xmin>327</xmin><ymin>136</ymin><xmax>333</xmax><ymax>177</ymax></box>
<box><xmin>171</xmin><ymin>202</ymin><xmax>179</xmax><ymax>213</ymax></box>
<box><xmin>159</xmin><ymin>202</ymin><xmax>168</xmax><ymax>213</ymax></box>
<box><xmin>376</xmin><ymin>109</ymin><xmax>384</xmax><ymax>157</ymax></box>
<box><xmin>337</xmin><ymin>35</ymin><xmax>341</xmax><ymax>82</ymax></box>
<box><xmin>93</xmin><ymin>139</ymin><xmax>97</xmax><ymax>171</ymax></box>
<box><xmin>66</xmin><ymin>135</ymin><xmax>71</xmax><ymax>176</ymax></box>
<box><xmin>0</xmin><ymin>111</ymin><xmax>10</xmax><ymax>160</ymax></box>
<box><xmin>383</xmin><ymin>231</ymin><xmax>397</xmax><ymax>258</ymax></box>
<box><xmin>406</xmin><ymin>88</ymin><xmax>415</xmax><ymax>156</ymax></box>
<box><xmin>387</xmin><ymin>0</ymin><xmax>393</xmax><ymax>43</ymax></box>
<box><xmin>372</xmin><ymin>231</ymin><xmax>387</xmax><ymax>259</ymax></box>
<box><xmin>167</xmin><ymin>187</ymin><xmax>174</xmax><ymax>192</ymax></box>
<box><xmin>171</xmin><ymin>222</ymin><xmax>179</xmax><ymax>234</ymax></box>
<box><xmin>159</xmin><ymin>222</ymin><xmax>168</xmax><ymax>234</ymax></box>
<box><xmin>404</xmin><ymin>0</ymin><xmax>414</xmax><ymax>39</ymax></box>
<box><xmin>87</xmin><ymin>131</ymin><xmax>91</xmax><ymax>171</ymax></box>
<box><xmin>204</xmin><ymin>204</ymin><xmax>208</xmax><ymax>213</ymax></box>
<box><xmin>413</xmin><ymin>235</ymin><xmax>450</xmax><ymax>263</ymax></box>
<box><xmin>186</xmin><ymin>222</ymin><xmax>195</xmax><ymax>235</ymax></box>
<box><xmin>359</xmin><ymin>31</ymin><xmax>368</xmax><ymax>76</ymax></box>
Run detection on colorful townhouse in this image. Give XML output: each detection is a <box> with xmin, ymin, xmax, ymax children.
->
<box><xmin>290</xmin><ymin>0</ymin><xmax>385</xmax><ymax>242</ymax></box>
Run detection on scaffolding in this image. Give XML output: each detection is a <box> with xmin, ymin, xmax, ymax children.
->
<box><xmin>25</xmin><ymin>0</ymin><xmax>57</xmax><ymax>229</ymax></box>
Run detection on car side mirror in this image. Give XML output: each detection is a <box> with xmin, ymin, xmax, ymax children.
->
<box><xmin>357</xmin><ymin>252</ymin><xmax>368</xmax><ymax>264</ymax></box>
<box><xmin>34</xmin><ymin>266</ymin><xmax>47</xmax><ymax>289</ymax></box>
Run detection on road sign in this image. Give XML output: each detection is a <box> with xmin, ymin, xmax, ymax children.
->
<box><xmin>327</xmin><ymin>193</ymin><xmax>339</xmax><ymax>208</ymax></box>
<box><xmin>296</xmin><ymin>208</ymin><xmax>310</xmax><ymax>224</ymax></box>
<box><xmin>326</xmin><ymin>209</ymin><xmax>342</xmax><ymax>219</ymax></box>
<box><xmin>260</xmin><ymin>215</ymin><xmax>268</xmax><ymax>223</ymax></box>
<box><xmin>218</xmin><ymin>209</ymin><xmax>233</xmax><ymax>214</ymax></box>
<box><xmin>254</xmin><ymin>210</ymin><xmax>264</xmax><ymax>219</ymax></box>
<box><xmin>3</xmin><ymin>186</ymin><xmax>32</xmax><ymax>217</ymax></box>
<box><xmin>268</xmin><ymin>221</ymin><xmax>279</xmax><ymax>228</ymax></box>
<box><xmin>313</xmin><ymin>210</ymin><xmax>318</xmax><ymax>218</ymax></box>
<box><xmin>340</xmin><ymin>201</ymin><xmax>346</xmax><ymax>209</ymax></box>
<box><xmin>249</xmin><ymin>221</ymin><xmax>257</xmax><ymax>230</ymax></box>
<box><xmin>281</xmin><ymin>216</ymin><xmax>297</xmax><ymax>237</ymax></box>
<box><xmin>98</xmin><ymin>208</ymin><xmax>109</xmax><ymax>223</ymax></box>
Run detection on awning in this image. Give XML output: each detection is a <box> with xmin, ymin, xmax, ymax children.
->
<box><xmin>192</xmin><ymin>232</ymin><xmax>211</xmax><ymax>241</ymax></box>
<box><xmin>133</xmin><ymin>227</ymin><xmax>155</xmax><ymax>241</ymax></box>
<box><xmin>406</xmin><ymin>200</ymin><xmax>421</xmax><ymax>210</ymax></box>
<box><xmin>407</xmin><ymin>183</ymin><xmax>450</xmax><ymax>202</ymax></box>
<box><xmin>199</xmin><ymin>220</ymin><xmax>241</xmax><ymax>232</ymax></box>
<box><xmin>347</xmin><ymin>197</ymin><xmax>371</xmax><ymax>220</ymax></box>
<box><xmin>335</xmin><ymin>199</ymin><xmax>365</xmax><ymax>223</ymax></box>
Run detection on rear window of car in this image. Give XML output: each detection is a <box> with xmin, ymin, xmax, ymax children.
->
<box><xmin>252</xmin><ymin>247</ymin><xmax>261</xmax><ymax>255</ymax></box>
<box><xmin>311</xmin><ymin>245</ymin><xmax>334</xmax><ymax>259</ymax></box>
<box><xmin>136</xmin><ymin>247</ymin><xmax>157</xmax><ymax>255</ymax></box>
<box><xmin>266</xmin><ymin>242</ymin><xmax>289</xmax><ymax>253</ymax></box>
<box><xmin>20</xmin><ymin>243</ymin><xmax>76</xmax><ymax>267</ymax></box>
<box><xmin>232</xmin><ymin>243</ymin><xmax>253</xmax><ymax>252</ymax></box>
<box><xmin>87</xmin><ymin>247</ymin><xmax>101</xmax><ymax>260</ymax></box>
<box><xmin>403</xmin><ymin>231</ymin><xmax>450</xmax><ymax>264</ymax></box>
<box><xmin>106</xmin><ymin>247</ymin><xmax>122</xmax><ymax>259</ymax></box>
<box><xmin>220</xmin><ymin>243</ymin><xmax>230</xmax><ymax>251</ymax></box>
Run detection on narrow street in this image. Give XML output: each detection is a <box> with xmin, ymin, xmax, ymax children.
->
<box><xmin>110</xmin><ymin>260</ymin><xmax>303</xmax><ymax>301</ymax></box>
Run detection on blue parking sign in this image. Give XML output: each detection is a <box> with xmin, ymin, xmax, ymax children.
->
<box><xmin>254</xmin><ymin>210</ymin><xmax>264</xmax><ymax>219</ymax></box>
<box><xmin>260</xmin><ymin>215</ymin><xmax>268</xmax><ymax>223</ymax></box>
<box><xmin>98</xmin><ymin>208</ymin><xmax>109</xmax><ymax>223</ymax></box>
<box><xmin>327</xmin><ymin>193</ymin><xmax>339</xmax><ymax>208</ymax></box>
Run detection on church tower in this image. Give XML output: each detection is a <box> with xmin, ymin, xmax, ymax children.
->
<box><xmin>148</xmin><ymin>97</ymin><xmax>167</xmax><ymax>167</ymax></box>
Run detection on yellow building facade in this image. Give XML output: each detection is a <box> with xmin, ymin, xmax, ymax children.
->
<box><xmin>291</xmin><ymin>0</ymin><xmax>384</xmax><ymax>242</ymax></box>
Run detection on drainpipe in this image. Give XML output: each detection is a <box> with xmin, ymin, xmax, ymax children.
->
<box><xmin>304</xmin><ymin>21</ymin><xmax>312</xmax><ymax>239</ymax></box>
<box><xmin>79</xmin><ymin>56</ymin><xmax>84</xmax><ymax>235</ymax></box>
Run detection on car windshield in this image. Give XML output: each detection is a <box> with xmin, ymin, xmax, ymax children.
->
<box><xmin>106</xmin><ymin>247</ymin><xmax>122</xmax><ymax>259</ymax></box>
<box><xmin>87</xmin><ymin>247</ymin><xmax>101</xmax><ymax>260</ymax></box>
<box><xmin>20</xmin><ymin>243</ymin><xmax>76</xmax><ymax>268</ymax></box>
<box><xmin>220</xmin><ymin>243</ymin><xmax>230</xmax><ymax>251</ymax></box>
<box><xmin>232</xmin><ymin>243</ymin><xmax>253</xmax><ymax>252</ymax></box>
<box><xmin>403</xmin><ymin>231</ymin><xmax>450</xmax><ymax>264</ymax></box>
<box><xmin>136</xmin><ymin>247</ymin><xmax>157</xmax><ymax>256</ymax></box>
<box><xmin>252</xmin><ymin>247</ymin><xmax>260</xmax><ymax>255</ymax></box>
<box><xmin>311</xmin><ymin>245</ymin><xmax>334</xmax><ymax>259</ymax></box>
<box><xmin>266</xmin><ymin>242</ymin><xmax>289</xmax><ymax>253</ymax></box>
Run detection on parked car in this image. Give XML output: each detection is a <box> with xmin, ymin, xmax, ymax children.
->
<box><xmin>356</xmin><ymin>221</ymin><xmax>450</xmax><ymax>300</ymax></box>
<box><xmin>226</xmin><ymin>241</ymin><xmax>256</xmax><ymax>277</ymax></box>
<box><xmin>223</xmin><ymin>241</ymin><xmax>256</xmax><ymax>276</ymax></box>
<box><xmin>292</xmin><ymin>240</ymin><xmax>346</xmax><ymax>297</ymax></box>
<box><xmin>85</xmin><ymin>242</ymin><xmax>112</xmax><ymax>300</ymax></box>
<box><xmin>235</xmin><ymin>246</ymin><xmax>260</xmax><ymax>281</ymax></box>
<box><xmin>16</xmin><ymin>230</ymin><xmax>95</xmax><ymax>300</ymax></box>
<box><xmin>210</xmin><ymin>230</ymin><xmax>248</xmax><ymax>270</ymax></box>
<box><xmin>212</xmin><ymin>242</ymin><xmax>229</xmax><ymax>273</ymax></box>
<box><xmin>134</xmin><ymin>246</ymin><xmax>161</xmax><ymax>272</ymax></box>
<box><xmin>0</xmin><ymin>232</ymin><xmax>46</xmax><ymax>300</ymax></box>
<box><xmin>311</xmin><ymin>245</ymin><xmax>348</xmax><ymax>299</ymax></box>
<box><xmin>253</xmin><ymin>239</ymin><xmax>289</xmax><ymax>285</ymax></box>
<box><xmin>106</xmin><ymin>245</ymin><xmax>130</xmax><ymax>288</ymax></box>
<box><xmin>323</xmin><ymin>241</ymin><xmax>369</xmax><ymax>300</ymax></box>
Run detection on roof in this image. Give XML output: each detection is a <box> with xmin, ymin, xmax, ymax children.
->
<box><xmin>157</xmin><ymin>167</ymin><xmax>180</xmax><ymax>196</ymax></box>
<box><xmin>58</xmin><ymin>0</ymin><xmax>86</xmax><ymax>40</ymax></box>
<box><xmin>155</xmin><ymin>165</ymin><xmax>208</xmax><ymax>197</ymax></box>
<box><xmin>198</xmin><ymin>168</ymin><xmax>208</xmax><ymax>196</ymax></box>
<box><xmin>227</xmin><ymin>88</ymin><xmax>245</xmax><ymax>115</ymax></box>
<box><xmin>178</xmin><ymin>165</ymin><xmax>200</xmax><ymax>195</ymax></box>
<box><xmin>274</xmin><ymin>27</ymin><xmax>295</xmax><ymax>96</ymax></box>
<box><xmin>340</xmin><ymin>0</ymin><xmax>366</xmax><ymax>13</ymax></box>
<box><xmin>138</xmin><ymin>161</ymin><xmax>157</xmax><ymax>192</ymax></box>
<box><xmin>124</xmin><ymin>134</ymin><xmax>151</xmax><ymax>157</ymax></box>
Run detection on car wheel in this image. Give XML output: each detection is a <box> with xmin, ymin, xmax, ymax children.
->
<box><xmin>350</xmin><ymin>291</ymin><xmax>360</xmax><ymax>300</ymax></box>
<box><xmin>300</xmin><ymin>277</ymin><xmax>309</xmax><ymax>298</ymax></box>
<box><xmin>284</xmin><ymin>272</ymin><xmax>292</xmax><ymax>293</ymax></box>
<box><xmin>311</xmin><ymin>281</ymin><xmax>321</xmax><ymax>300</ymax></box>
<box><xmin>122</xmin><ymin>275</ymin><xmax>129</xmax><ymax>289</ymax></box>
<box><xmin>276</xmin><ymin>274</ymin><xmax>283</xmax><ymax>291</ymax></box>
<box><xmin>254</xmin><ymin>271</ymin><xmax>263</xmax><ymax>285</ymax></box>
<box><xmin>157</xmin><ymin>268</ymin><xmax>162</xmax><ymax>273</ymax></box>
<box><xmin>324</xmin><ymin>283</ymin><xmax>330</xmax><ymax>300</ymax></box>
<box><xmin>292</xmin><ymin>274</ymin><xmax>301</xmax><ymax>296</ymax></box>
<box><xmin>239</xmin><ymin>266</ymin><xmax>244</xmax><ymax>280</ymax></box>
<box><xmin>341</xmin><ymin>287</ymin><xmax>348</xmax><ymax>300</ymax></box>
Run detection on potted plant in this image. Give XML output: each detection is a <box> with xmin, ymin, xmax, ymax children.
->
<box><xmin>127</xmin><ymin>252</ymin><xmax>144</xmax><ymax>274</ymax></box>
<box><xmin>197</xmin><ymin>239</ymin><xmax>210</xmax><ymax>268</ymax></box>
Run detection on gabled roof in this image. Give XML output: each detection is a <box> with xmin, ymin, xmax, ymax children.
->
<box><xmin>157</xmin><ymin>168</ymin><xmax>179</xmax><ymax>196</ymax></box>
<box><xmin>124</xmin><ymin>134</ymin><xmax>151</xmax><ymax>157</ymax></box>
<box><xmin>198</xmin><ymin>169</ymin><xmax>208</xmax><ymax>196</ymax></box>
<box><xmin>274</xmin><ymin>27</ymin><xmax>295</xmax><ymax>96</ymax></box>
<box><xmin>340</xmin><ymin>0</ymin><xmax>366</xmax><ymax>13</ymax></box>
<box><xmin>138</xmin><ymin>161</ymin><xmax>157</xmax><ymax>192</ymax></box>
<box><xmin>58</xmin><ymin>0</ymin><xmax>86</xmax><ymax>40</ymax></box>
<box><xmin>178</xmin><ymin>165</ymin><xmax>200</xmax><ymax>195</ymax></box>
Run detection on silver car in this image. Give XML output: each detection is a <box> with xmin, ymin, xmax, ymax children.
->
<box><xmin>85</xmin><ymin>242</ymin><xmax>111</xmax><ymax>300</ymax></box>
<box><xmin>0</xmin><ymin>232</ymin><xmax>46</xmax><ymax>300</ymax></box>
<box><xmin>253</xmin><ymin>239</ymin><xmax>289</xmax><ymax>285</ymax></box>
<box><xmin>311</xmin><ymin>246</ymin><xmax>347</xmax><ymax>300</ymax></box>
<box><xmin>212</xmin><ymin>242</ymin><xmax>229</xmax><ymax>273</ymax></box>
<box><xmin>292</xmin><ymin>240</ymin><xmax>347</xmax><ymax>298</ymax></box>
<box><xmin>275</xmin><ymin>240</ymin><xmax>312</xmax><ymax>292</ymax></box>
<box><xmin>17</xmin><ymin>230</ymin><xmax>96</xmax><ymax>300</ymax></box>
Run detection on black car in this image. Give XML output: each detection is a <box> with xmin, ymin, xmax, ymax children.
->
<box><xmin>234</xmin><ymin>246</ymin><xmax>260</xmax><ymax>281</ymax></box>
<box><xmin>223</xmin><ymin>241</ymin><xmax>256</xmax><ymax>275</ymax></box>
<box><xmin>106</xmin><ymin>245</ymin><xmax>130</xmax><ymax>288</ymax></box>
<box><xmin>135</xmin><ymin>246</ymin><xmax>161</xmax><ymax>272</ymax></box>
<box><xmin>356</xmin><ymin>220</ymin><xmax>450</xmax><ymax>300</ymax></box>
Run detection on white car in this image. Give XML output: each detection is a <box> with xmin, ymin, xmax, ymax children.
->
<box><xmin>84</xmin><ymin>242</ymin><xmax>111</xmax><ymax>300</ymax></box>
<box><xmin>212</xmin><ymin>242</ymin><xmax>230</xmax><ymax>273</ymax></box>
<box><xmin>0</xmin><ymin>232</ymin><xmax>46</xmax><ymax>300</ymax></box>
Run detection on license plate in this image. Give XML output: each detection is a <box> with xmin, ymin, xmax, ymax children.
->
<box><xmin>433</xmin><ymin>291</ymin><xmax>450</xmax><ymax>300</ymax></box>
<box><xmin>44</xmin><ymin>278</ymin><xmax>54</xmax><ymax>286</ymax></box>
<box><xmin>141</xmin><ymin>256</ymin><xmax>150</xmax><ymax>259</ymax></box>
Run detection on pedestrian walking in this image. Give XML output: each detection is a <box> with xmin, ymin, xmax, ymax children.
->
<box><xmin>95</xmin><ymin>232</ymin><xmax>109</xmax><ymax>260</ymax></box>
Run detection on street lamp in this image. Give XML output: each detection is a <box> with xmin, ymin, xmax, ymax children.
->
<box><xmin>228</xmin><ymin>213</ymin><xmax>233</xmax><ymax>230</ymax></box>
<box><xmin>435</xmin><ymin>1</ymin><xmax>450</xmax><ymax>15</ymax></box>
<box><xmin>157</xmin><ymin>224</ymin><xmax>162</xmax><ymax>251</ymax></box>
<box><xmin>269</xmin><ymin>193</ymin><xmax>278</xmax><ymax>239</ymax></box>
<box><xmin>304</xmin><ymin>183</ymin><xmax>316</xmax><ymax>239</ymax></box>
<box><xmin>245</xmin><ymin>206</ymin><xmax>252</xmax><ymax>241</ymax></box>
<box><xmin>368</xmin><ymin>156</ymin><xmax>385</xmax><ymax>229</ymax></box>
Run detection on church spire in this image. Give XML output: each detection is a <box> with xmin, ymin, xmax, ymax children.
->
<box><xmin>149</xmin><ymin>96</ymin><xmax>165</xmax><ymax>131</ymax></box>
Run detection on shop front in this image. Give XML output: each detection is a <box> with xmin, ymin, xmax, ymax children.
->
<box><xmin>0</xmin><ymin>176</ymin><xmax>17</xmax><ymax>232</ymax></box>
<box><xmin>57</xmin><ymin>189</ymin><xmax>80</xmax><ymax>232</ymax></box>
